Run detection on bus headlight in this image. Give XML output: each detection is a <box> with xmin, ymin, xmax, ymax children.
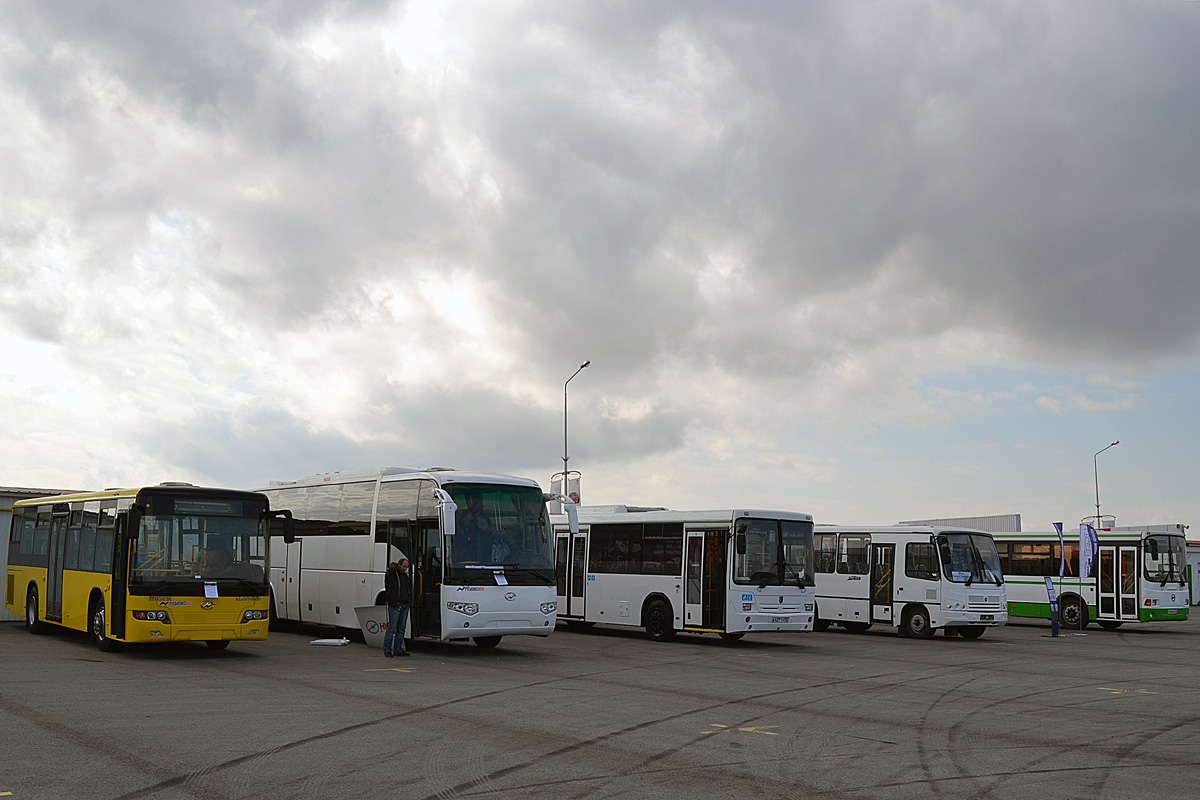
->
<box><xmin>541</xmin><ymin>602</ymin><xmax>558</xmax><ymax>615</ymax></box>
<box><xmin>447</xmin><ymin>602</ymin><xmax>479</xmax><ymax>616</ymax></box>
<box><xmin>241</xmin><ymin>610</ymin><xmax>268</xmax><ymax>623</ymax></box>
<box><xmin>132</xmin><ymin>610</ymin><xmax>171</xmax><ymax>623</ymax></box>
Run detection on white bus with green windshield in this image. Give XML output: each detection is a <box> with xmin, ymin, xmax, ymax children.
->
<box><xmin>549</xmin><ymin>506</ymin><xmax>815</xmax><ymax>641</ymax></box>
<box><xmin>993</xmin><ymin>523</ymin><xmax>1189</xmax><ymax>630</ymax></box>
<box><xmin>813</xmin><ymin>526</ymin><xmax>1007</xmax><ymax>639</ymax></box>
<box><xmin>260</xmin><ymin>467</ymin><xmax>574</xmax><ymax>648</ymax></box>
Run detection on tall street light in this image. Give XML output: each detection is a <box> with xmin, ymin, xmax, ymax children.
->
<box><xmin>563</xmin><ymin>360</ymin><xmax>590</xmax><ymax>494</ymax></box>
<box><xmin>1094</xmin><ymin>440</ymin><xmax>1119</xmax><ymax>529</ymax></box>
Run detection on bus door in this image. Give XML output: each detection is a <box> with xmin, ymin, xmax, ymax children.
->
<box><xmin>46</xmin><ymin>515</ymin><xmax>68</xmax><ymax>622</ymax></box>
<box><xmin>554</xmin><ymin>529</ymin><xmax>588</xmax><ymax>619</ymax></box>
<box><xmin>703</xmin><ymin>530</ymin><xmax>726</xmax><ymax>629</ymax></box>
<box><xmin>1098</xmin><ymin>545</ymin><xmax>1139</xmax><ymax>622</ymax></box>
<box><xmin>569</xmin><ymin>530</ymin><xmax>587</xmax><ymax>617</ymax></box>
<box><xmin>1119</xmin><ymin>546</ymin><xmax>1138</xmax><ymax>619</ymax></box>
<box><xmin>414</xmin><ymin>521</ymin><xmax>441</xmax><ymax>638</ymax></box>
<box><xmin>282</xmin><ymin>540</ymin><xmax>302</xmax><ymax>621</ymax></box>
<box><xmin>685</xmin><ymin>533</ymin><xmax>703</xmax><ymax>626</ymax></box>
<box><xmin>871</xmin><ymin>544</ymin><xmax>895</xmax><ymax>623</ymax></box>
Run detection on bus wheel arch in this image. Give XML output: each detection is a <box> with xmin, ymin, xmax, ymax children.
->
<box><xmin>1058</xmin><ymin>594</ymin><xmax>1088</xmax><ymax>629</ymax></box>
<box><xmin>642</xmin><ymin>595</ymin><xmax>676</xmax><ymax>641</ymax></box>
<box><xmin>25</xmin><ymin>584</ymin><xmax>43</xmax><ymax>634</ymax></box>
<box><xmin>901</xmin><ymin>604</ymin><xmax>934</xmax><ymax>639</ymax></box>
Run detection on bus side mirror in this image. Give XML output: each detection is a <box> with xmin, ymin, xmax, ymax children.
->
<box><xmin>736</xmin><ymin>534</ymin><xmax>747</xmax><ymax>555</ymax></box>
<box><xmin>280</xmin><ymin>510</ymin><xmax>295</xmax><ymax>544</ymax></box>
<box><xmin>431</xmin><ymin>489</ymin><xmax>457</xmax><ymax>537</ymax></box>
<box><xmin>547</xmin><ymin>493</ymin><xmax>579</xmax><ymax>535</ymax></box>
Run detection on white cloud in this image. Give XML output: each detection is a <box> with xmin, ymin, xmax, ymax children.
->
<box><xmin>0</xmin><ymin>2</ymin><xmax>1197</xmax><ymax>530</ymax></box>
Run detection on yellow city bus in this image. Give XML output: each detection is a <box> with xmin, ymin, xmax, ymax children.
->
<box><xmin>5</xmin><ymin>483</ymin><xmax>291</xmax><ymax>651</ymax></box>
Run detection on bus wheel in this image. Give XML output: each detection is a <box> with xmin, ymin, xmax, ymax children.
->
<box><xmin>902</xmin><ymin>606</ymin><xmax>934</xmax><ymax>639</ymax></box>
<box><xmin>956</xmin><ymin>627</ymin><xmax>985</xmax><ymax>639</ymax></box>
<box><xmin>718</xmin><ymin>632</ymin><xmax>745</xmax><ymax>641</ymax></box>
<box><xmin>644</xmin><ymin>599</ymin><xmax>676</xmax><ymax>641</ymax></box>
<box><xmin>1097</xmin><ymin>620</ymin><xmax>1123</xmax><ymax>631</ymax></box>
<box><xmin>813</xmin><ymin>615</ymin><xmax>830</xmax><ymax>632</ymax></box>
<box><xmin>943</xmin><ymin>626</ymin><xmax>960</xmax><ymax>636</ymax></box>
<box><xmin>1058</xmin><ymin>595</ymin><xmax>1087</xmax><ymax>629</ymax></box>
<box><xmin>25</xmin><ymin>587</ymin><xmax>43</xmax><ymax>634</ymax></box>
<box><xmin>206</xmin><ymin>640</ymin><xmax>231</xmax><ymax>650</ymax></box>
<box><xmin>473</xmin><ymin>636</ymin><xmax>502</xmax><ymax>648</ymax></box>
<box><xmin>91</xmin><ymin>599</ymin><xmax>119</xmax><ymax>652</ymax></box>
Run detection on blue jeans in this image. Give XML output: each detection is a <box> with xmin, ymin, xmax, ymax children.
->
<box><xmin>384</xmin><ymin>604</ymin><xmax>409</xmax><ymax>654</ymax></box>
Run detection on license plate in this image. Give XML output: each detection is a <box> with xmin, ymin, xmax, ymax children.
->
<box><xmin>771</xmin><ymin>616</ymin><xmax>789</xmax><ymax>623</ymax></box>
<box><xmin>980</xmin><ymin>614</ymin><xmax>994</xmax><ymax>621</ymax></box>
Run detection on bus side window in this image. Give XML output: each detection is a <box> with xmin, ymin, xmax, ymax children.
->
<box><xmin>904</xmin><ymin>542</ymin><xmax>939</xmax><ymax>581</ymax></box>
<box><xmin>838</xmin><ymin>535</ymin><xmax>870</xmax><ymax>575</ymax></box>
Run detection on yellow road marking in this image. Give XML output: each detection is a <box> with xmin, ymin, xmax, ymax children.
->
<box><xmin>1099</xmin><ymin>687</ymin><xmax>1157</xmax><ymax>695</ymax></box>
<box><xmin>365</xmin><ymin>667</ymin><xmax>417</xmax><ymax>674</ymax></box>
<box><xmin>703</xmin><ymin>724</ymin><xmax>779</xmax><ymax>736</ymax></box>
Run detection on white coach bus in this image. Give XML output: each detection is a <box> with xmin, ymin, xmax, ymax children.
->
<box><xmin>550</xmin><ymin>505</ymin><xmax>816</xmax><ymax>641</ymax></box>
<box><xmin>813</xmin><ymin>526</ymin><xmax>1007</xmax><ymax>639</ymax></box>
<box><xmin>260</xmin><ymin>467</ymin><xmax>574</xmax><ymax>648</ymax></box>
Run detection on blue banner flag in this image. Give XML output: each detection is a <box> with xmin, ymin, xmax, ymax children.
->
<box><xmin>1079</xmin><ymin>523</ymin><xmax>1099</xmax><ymax>578</ymax></box>
<box><xmin>1053</xmin><ymin>522</ymin><xmax>1065</xmax><ymax>577</ymax></box>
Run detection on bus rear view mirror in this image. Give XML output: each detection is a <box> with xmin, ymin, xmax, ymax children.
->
<box><xmin>431</xmin><ymin>488</ymin><xmax>457</xmax><ymax>537</ymax></box>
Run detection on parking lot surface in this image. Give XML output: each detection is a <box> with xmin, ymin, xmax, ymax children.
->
<box><xmin>2</xmin><ymin>617</ymin><xmax>1199</xmax><ymax>799</ymax></box>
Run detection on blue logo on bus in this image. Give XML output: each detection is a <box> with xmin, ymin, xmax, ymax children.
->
<box><xmin>742</xmin><ymin>594</ymin><xmax>753</xmax><ymax>601</ymax></box>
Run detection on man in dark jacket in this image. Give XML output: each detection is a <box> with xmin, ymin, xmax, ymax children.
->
<box><xmin>383</xmin><ymin>558</ymin><xmax>412</xmax><ymax>657</ymax></box>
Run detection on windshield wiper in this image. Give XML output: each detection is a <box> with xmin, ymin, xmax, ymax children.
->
<box><xmin>779</xmin><ymin>561</ymin><xmax>807</xmax><ymax>588</ymax></box>
<box><xmin>499</xmin><ymin>565</ymin><xmax>557</xmax><ymax>586</ymax></box>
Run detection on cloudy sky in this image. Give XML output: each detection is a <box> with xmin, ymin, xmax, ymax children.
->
<box><xmin>2</xmin><ymin>1</ymin><xmax>1197</xmax><ymax>532</ymax></box>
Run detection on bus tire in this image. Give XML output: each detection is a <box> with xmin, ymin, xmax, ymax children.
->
<box><xmin>956</xmin><ymin>626</ymin><xmax>986</xmax><ymax>639</ymax></box>
<box><xmin>25</xmin><ymin>586</ymin><xmax>43</xmax><ymax>634</ymax></box>
<box><xmin>473</xmin><ymin>636</ymin><xmax>502</xmax><ymax>648</ymax></box>
<box><xmin>902</xmin><ymin>606</ymin><xmax>934</xmax><ymax>639</ymax></box>
<box><xmin>1058</xmin><ymin>595</ymin><xmax>1087</xmax><ymax>630</ymax></box>
<box><xmin>644</xmin><ymin>599</ymin><xmax>676</xmax><ymax>641</ymax></box>
<box><xmin>90</xmin><ymin>597</ymin><xmax>119</xmax><ymax>652</ymax></box>
<box><xmin>718</xmin><ymin>632</ymin><xmax>745</xmax><ymax>641</ymax></box>
<box><xmin>1097</xmin><ymin>620</ymin><xmax>1123</xmax><ymax>631</ymax></box>
<box><xmin>206</xmin><ymin>640</ymin><xmax>231</xmax><ymax>650</ymax></box>
<box><xmin>812</xmin><ymin>604</ymin><xmax>830</xmax><ymax>632</ymax></box>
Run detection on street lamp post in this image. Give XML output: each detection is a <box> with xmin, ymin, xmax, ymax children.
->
<box><xmin>562</xmin><ymin>360</ymin><xmax>590</xmax><ymax>496</ymax></box>
<box><xmin>1093</xmin><ymin>440</ymin><xmax>1119</xmax><ymax>529</ymax></box>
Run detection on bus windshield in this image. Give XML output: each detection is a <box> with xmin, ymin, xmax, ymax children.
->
<box><xmin>129</xmin><ymin>500</ymin><xmax>267</xmax><ymax>594</ymax></box>
<box><xmin>1144</xmin><ymin>535</ymin><xmax>1187</xmax><ymax>585</ymax></box>
<box><xmin>937</xmin><ymin>533</ymin><xmax>1003</xmax><ymax>586</ymax></box>
<box><xmin>733</xmin><ymin>518</ymin><xmax>815</xmax><ymax>588</ymax></box>
<box><xmin>445</xmin><ymin>484</ymin><xmax>554</xmax><ymax>585</ymax></box>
